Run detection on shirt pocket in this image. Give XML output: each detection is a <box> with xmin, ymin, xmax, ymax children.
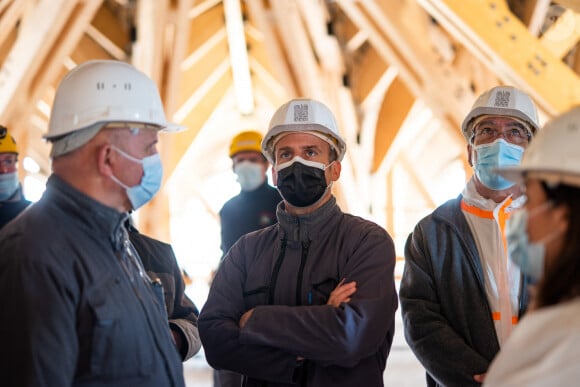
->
<box><xmin>308</xmin><ymin>272</ymin><xmax>340</xmax><ymax>306</ymax></box>
<box><xmin>87</xmin><ymin>280</ymin><xmax>154</xmax><ymax>379</ymax></box>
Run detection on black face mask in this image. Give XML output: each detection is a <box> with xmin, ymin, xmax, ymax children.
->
<box><xmin>276</xmin><ymin>159</ymin><xmax>329</xmax><ymax>207</ymax></box>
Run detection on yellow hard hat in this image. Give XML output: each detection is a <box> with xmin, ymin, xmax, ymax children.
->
<box><xmin>0</xmin><ymin>125</ymin><xmax>18</xmax><ymax>154</ymax></box>
<box><xmin>229</xmin><ymin>130</ymin><xmax>263</xmax><ymax>157</ymax></box>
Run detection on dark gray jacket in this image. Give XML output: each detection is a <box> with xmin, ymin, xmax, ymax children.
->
<box><xmin>400</xmin><ymin>196</ymin><xmax>500</xmax><ymax>387</ymax></box>
<box><xmin>0</xmin><ymin>175</ymin><xmax>184</xmax><ymax>387</ymax></box>
<box><xmin>128</xmin><ymin>225</ymin><xmax>201</xmax><ymax>360</ymax></box>
<box><xmin>199</xmin><ymin>197</ymin><xmax>398</xmax><ymax>387</ymax></box>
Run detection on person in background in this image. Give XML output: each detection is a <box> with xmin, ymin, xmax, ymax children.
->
<box><xmin>127</xmin><ymin>219</ymin><xmax>202</xmax><ymax>361</ymax></box>
<box><xmin>0</xmin><ymin>125</ymin><xmax>30</xmax><ymax>229</ymax></box>
<box><xmin>400</xmin><ymin>86</ymin><xmax>540</xmax><ymax>386</ymax></box>
<box><xmin>214</xmin><ymin>130</ymin><xmax>281</xmax><ymax>386</ymax></box>
<box><xmin>219</xmin><ymin>130</ymin><xmax>281</xmax><ymax>258</ymax></box>
<box><xmin>483</xmin><ymin>106</ymin><xmax>580</xmax><ymax>386</ymax></box>
<box><xmin>199</xmin><ymin>98</ymin><xmax>398</xmax><ymax>387</ymax></box>
<box><xmin>0</xmin><ymin>60</ymin><xmax>185</xmax><ymax>386</ymax></box>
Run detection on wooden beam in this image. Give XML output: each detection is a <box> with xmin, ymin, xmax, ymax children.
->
<box><xmin>0</xmin><ymin>0</ymin><xmax>103</xmax><ymax>123</ymax></box>
<box><xmin>553</xmin><ymin>0</ymin><xmax>580</xmax><ymax>13</ymax></box>
<box><xmin>245</xmin><ymin>0</ymin><xmax>297</xmax><ymax>96</ymax></box>
<box><xmin>539</xmin><ymin>9</ymin><xmax>580</xmax><ymax>58</ymax></box>
<box><xmin>418</xmin><ymin>0</ymin><xmax>580</xmax><ymax>116</ymax></box>
<box><xmin>0</xmin><ymin>0</ymin><xmax>26</xmax><ymax>50</ymax></box>
<box><xmin>168</xmin><ymin>58</ymin><xmax>232</xmax><ymax>177</ymax></box>
<box><xmin>224</xmin><ymin>0</ymin><xmax>254</xmax><ymax>114</ymax></box>
<box><xmin>269</xmin><ymin>0</ymin><xmax>325</xmax><ymax>99</ymax></box>
<box><xmin>371</xmin><ymin>77</ymin><xmax>414</xmax><ymax>173</ymax></box>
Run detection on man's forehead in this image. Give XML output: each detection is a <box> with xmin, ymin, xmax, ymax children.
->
<box><xmin>233</xmin><ymin>151</ymin><xmax>263</xmax><ymax>161</ymax></box>
<box><xmin>275</xmin><ymin>132</ymin><xmax>329</xmax><ymax>148</ymax></box>
<box><xmin>475</xmin><ymin>115</ymin><xmax>526</xmax><ymax>127</ymax></box>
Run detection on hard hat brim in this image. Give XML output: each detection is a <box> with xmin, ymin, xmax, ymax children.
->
<box><xmin>495</xmin><ymin>166</ymin><xmax>580</xmax><ymax>188</ymax></box>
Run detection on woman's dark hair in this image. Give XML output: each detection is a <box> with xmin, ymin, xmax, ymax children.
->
<box><xmin>534</xmin><ymin>181</ymin><xmax>580</xmax><ymax>308</ymax></box>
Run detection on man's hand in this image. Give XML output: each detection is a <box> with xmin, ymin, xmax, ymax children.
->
<box><xmin>473</xmin><ymin>373</ymin><xmax>486</xmax><ymax>384</ymax></box>
<box><xmin>239</xmin><ymin>308</ymin><xmax>254</xmax><ymax>328</ymax></box>
<box><xmin>327</xmin><ymin>279</ymin><xmax>357</xmax><ymax>307</ymax></box>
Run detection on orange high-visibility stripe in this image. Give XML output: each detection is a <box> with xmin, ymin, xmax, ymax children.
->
<box><xmin>460</xmin><ymin>198</ymin><xmax>513</xmax><ymax>253</ymax></box>
<box><xmin>460</xmin><ymin>200</ymin><xmax>495</xmax><ymax>219</ymax></box>
<box><xmin>492</xmin><ymin>312</ymin><xmax>518</xmax><ymax>324</ymax></box>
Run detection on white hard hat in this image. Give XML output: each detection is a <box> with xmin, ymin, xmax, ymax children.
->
<box><xmin>497</xmin><ymin>106</ymin><xmax>580</xmax><ymax>188</ymax></box>
<box><xmin>46</xmin><ymin>60</ymin><xmax>185</xmax><ymax>140</ymax></box>
<box><xmin>461</xmin><ymin>86</ymin><xmax>540</xmax><ymax>142</ymax></box>
<box><xmin>262</xmin><ymin>98</ymin><xmax>346</xmax><ymax>163</ymax></box>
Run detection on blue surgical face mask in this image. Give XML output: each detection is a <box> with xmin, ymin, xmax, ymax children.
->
<box><xmin>506</xmin><ymin>202</ymin><xmax>559</xmax><ymax>281</ymax></box>
<box><xmin>109</xmin><ymin>146</ymin><xmax>163</xmax><ymax>210</ymax></box>
<box><xmin>234</xmin><ymin>161</ymin><xmax>265</xmax><ymax>192</ymax></box>
<box><xmin>473</xmin><ymin>139</ymin><xmax>524</xmax><ymax>190</ymax></box>
<box><xmin>0</xmin><ymin>172</ymin><xmax>19</xmax><ymax>201</ymax></box>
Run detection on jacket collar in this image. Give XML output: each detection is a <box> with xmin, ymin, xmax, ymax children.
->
<box><xmin>45</xmin><ymin>175</ymin><xmax>129</xmax><ymax>251</ymax></box>
<box><xmin>276</xmin><ymin>196</ymin><xmax>341</xmax><ymax>242</ymax></box>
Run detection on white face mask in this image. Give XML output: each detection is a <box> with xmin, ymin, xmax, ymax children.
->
<box><xmin>0</xmin><ymin>172</ymin><xmax>19</xmax><ymax>201</ymax></box>
<box><xmin>234</xmin><ymin>161</ymin><xmax>264</xmax><ymax>192</ymax></box>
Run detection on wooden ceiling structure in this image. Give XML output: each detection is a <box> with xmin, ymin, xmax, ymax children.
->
<box><xmin>1</xmin><ymin>0</ymin><xmax>580</xmax><ymax>243</ymax></box>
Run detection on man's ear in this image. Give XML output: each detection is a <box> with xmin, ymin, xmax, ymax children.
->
<box><xmin>97</xmin><ymin>144</ymin><xmax>114</xmax><ymax>177</ymax></box>
<box><xmin>330</xmin><ymin>160</ymin><xmax>341</xmax><ymax>182</ymax></box>
<box><xmin>467</xmin><ymin>144</ymin><xmax>474</xmax><ymax>167</ymax></box>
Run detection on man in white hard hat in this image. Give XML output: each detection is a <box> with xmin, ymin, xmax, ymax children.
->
<box><xmin>483</xmin><ymin>106</ymin><xmax>580</xmax><ymax>386</ymax></box>
<box><xmin>400</xmin><ymin>85</ymin><xmax>540</xmax><ymax>386</ymax></box>
<box><xmin>0</xmin><ymin>125</ymin><xmax>31</xmax><ymax>229</ymax></box>
<box><xmin>199</xmin><ymin>98</ymin><xmax>398</xmax><ymax>386</ymax></box>
<box><xmin>0</xmin><ymin>60</ymin><xmax>187</xmax><ymax>386</ymax></box>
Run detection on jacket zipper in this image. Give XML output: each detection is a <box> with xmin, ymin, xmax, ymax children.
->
<box><xmin>295</xmin><ymin>240</ymin><xmax>310</xmax><ymax>305</ymax></box>
<box><xmin>268</xmin><ymin>238</ymin><xmax>287</xmax><ymax>304</ymax></box>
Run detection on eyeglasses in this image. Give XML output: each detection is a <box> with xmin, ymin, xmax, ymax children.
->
<box><xmin>472</xmin><ymin>124</ymin><xmax>532</xmax><ymax>145</ymax></box>
<box><xmin>103</xmin><ymin>122</ymin><xmax>161</xmax><ymax>135</ymax></box>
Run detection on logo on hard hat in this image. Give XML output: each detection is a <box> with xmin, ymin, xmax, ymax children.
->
<box><xmin>293</xmin><ymin>104</ymin><xmax>309</xmax><ymax>122</ymax></box>
<box><xmin>494</xmin><ymin>91</ymin><xmax>511</xmax><ymax>108</ymax></box>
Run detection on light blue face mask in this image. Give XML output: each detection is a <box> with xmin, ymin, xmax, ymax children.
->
<box><xmin>0</xmin><ymin>172</ymin><xmax>19</xmax><ymax>201</ymax></box>
<box><xmin>506</xmin><ymin>202</ymin><xmax>559</xmax><ymax>281</ymax></box>
<box><xmin>473</xmin><ymin>139</ymin><xmax>524</xmax><ymax>190</ymax></box>
<box><xmin>110</xmin><ymin>146</ymin><xmax>163</xmax><ymax>210</ymax></box>
<box><xmin>234</xmin><ymin>161</ymin><xmax>264</xmax><ymax>192</ymax></box>
<box><xmin>506</xmin><ymin>209</ymin><xmax>545</xmax><ymax>281</ymax></box>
